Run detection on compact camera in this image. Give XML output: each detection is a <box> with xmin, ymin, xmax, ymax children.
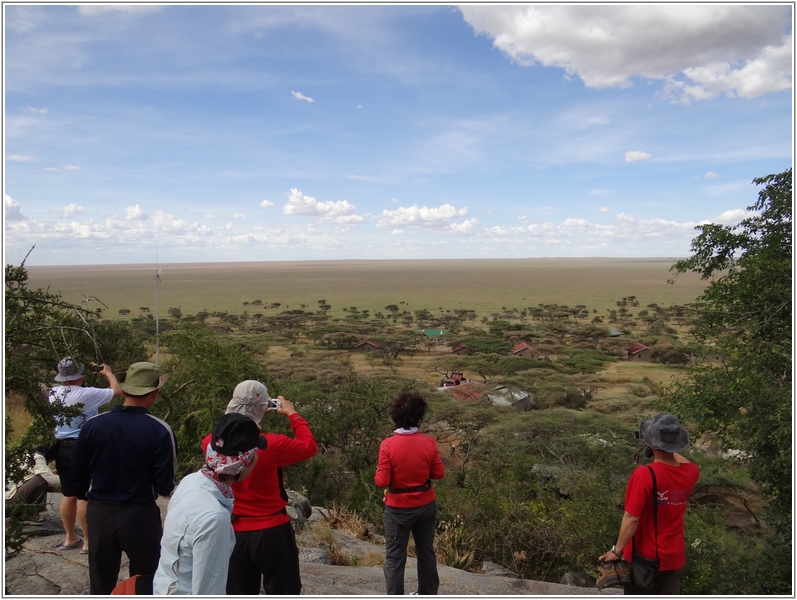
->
<box><xmin>265</xmin><ymin>398</ymin><xmax>282</xmax><ymax>412</ymax></box>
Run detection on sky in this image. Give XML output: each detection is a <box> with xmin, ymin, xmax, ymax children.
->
<box><xmin>3</xmin><ymin>4</ymin><xmax>793</xmax><ymax>266</ymax></box>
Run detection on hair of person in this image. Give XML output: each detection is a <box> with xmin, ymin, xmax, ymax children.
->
<box><xmin>124</xmin><ymin>389</ymin><xmax>156</xmax><ymax>401</ymax></box>
<box><xmin>389</xmin><ymin>391</ymin><xmax>427</xmax><ymax>428</ymax></box>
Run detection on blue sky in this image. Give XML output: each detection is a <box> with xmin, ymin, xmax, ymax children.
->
<box><xmin>3</xmin><ymin>4</ymin><xmax>793</xmax><ymax>266</ymax></box>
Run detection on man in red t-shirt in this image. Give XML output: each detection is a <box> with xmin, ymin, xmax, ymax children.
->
<box><xmin>201</xmin><ymin>381</ymin><xmax>317</xmax><ymax>594</ymax></box>
<box><xmin>599</xmin><ymin>413</ymin><xmax>699</xmax><ymax>594</ymax></box>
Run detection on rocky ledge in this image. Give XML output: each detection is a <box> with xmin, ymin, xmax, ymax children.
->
<box><xmin>5</xmin><ymin>492</ymin><xmax>621</xmax><ymax>595</ymax></box>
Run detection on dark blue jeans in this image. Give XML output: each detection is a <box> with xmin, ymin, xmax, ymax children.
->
<box><xmin>383</xmin><ymin>500</ymin><xmax>439</xmax><ymax>595</ymax></box>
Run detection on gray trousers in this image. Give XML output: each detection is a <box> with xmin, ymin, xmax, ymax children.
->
<box><xmin>383</xmin><ymin>500</ymin><xmax>439</xmax><ymax>595</ymax></box>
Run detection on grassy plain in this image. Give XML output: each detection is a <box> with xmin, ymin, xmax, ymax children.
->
<box><xmin>25</xmin><ymin>258</ymin><xmax>708</xmax><ymax>320</ymax></box>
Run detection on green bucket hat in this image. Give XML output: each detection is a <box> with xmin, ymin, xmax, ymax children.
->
<box><xmin>115</xmin><ymin>362</ymin><xmax>169</xmax><ymax>396</ymax></box>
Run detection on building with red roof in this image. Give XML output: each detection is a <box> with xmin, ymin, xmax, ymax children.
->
<box><xmin>627</xmin><ymin>343</ymin><xmax>652</xmax><ymax>361</ymax></box>
<box><xmin>511</xmin><ymin>342</ymin><xmax>540</xmax><ymax>358</ymax></box>
<box><xmin>354</xmin><ymin>340</ymin><xmax>381</xmax><ymax>353</ymax></box>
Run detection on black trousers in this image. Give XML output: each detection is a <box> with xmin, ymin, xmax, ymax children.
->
<box><xmin>86</xmin><ymin>500</ymin><xmax>162</xmax><ymax>595</ymax></box>
<box><xmin>624</xmin><ymin>568</ymin><xmax>684</xmax><ymax>595</ymax></box>
<box><xmin>383</xmin><ymin>500</ymin><xmax>439</xmax><ymax>595</ymax></box>
<box><xmin>226</xmin><ymin>521</ymin><xmax>302</xmax><ymax>595</ymax></box>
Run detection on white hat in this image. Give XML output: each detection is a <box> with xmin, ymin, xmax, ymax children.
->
<box><xmin>225</xmin><ymin>380</ymin><xmax>271</xmax><ymax>424</ymax></box>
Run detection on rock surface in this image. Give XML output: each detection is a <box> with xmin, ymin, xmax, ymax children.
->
<box><xmin>5</xmin><ymin>492</ymin><xmax>622</xmax><ymax>595</ymax></box>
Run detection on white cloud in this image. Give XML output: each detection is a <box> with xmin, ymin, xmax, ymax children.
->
<box><xmin>447</xmin><ymin>218</ymin><xmax>483</xmax><ymax>235</ymax></box>
<box><xmin>44</xmin><ymin>167</ymin><xmax>60</xmax><ymax>171</ymax></box>
<box><xmin>459</xmin><ymin>5</ymin><xmax>792</xmax><ymax>101</ymax></box>
<box><xmin>589</xmin><ymin>189</ymin><xmax>611</xmax><ymax>196</ymax></box>
<box><xmin>598</xmin><ymin>206</ymin><xmax>609</xmax><ymax>212</ymax></box>
<box><xmin>4</xmin><ymin>195</ymin><xmax>27</xmax><ymax>222</ymax></box>
<box><xmin>712</xmin><ymin>208</ymin><xmax>756</xmax><ymax>225</ymax></box>
<box><xmin>291</xmin><ymin>91</ymin><xmax>314</xmax><ymax>103</ymax></box>
<box><xmin>58</xmin><ymin>203</ymin><xmax>84</xmax><ymax>218</ymax></box>
<box><xmin>152</xmin><ymin>211</ymin><xmax>212</xmax><ymax>235</ymax></box>
<box><xmin>377</xmin><ymin>204</ymin><xmax>470</xmax><ymax>229</ymax></box>
<box><xmin>124</xmin><ymin>204</ymin><xmax>148</xmax><ymax>221</ymax></box>
<box><xmin>22</xmin><ymin>106</ymin><xmax>48</xmax><ymax>113</ymax></box>
<box><xmin>282</xmin><ymin>188</ymin><xmax>360</xmax><ymax>223</ymax></box>
<box><xmin>335</xmin><ymin>214</ymin><xmax>365</xmax><ymax>224</ymax></box>
<box><xmin>391</xmin><ymin>229</ymin><xmax>405</xmax><ymax>235</ymax></box>
<box><xmin>204</xmin><ymin>214</ymin><xmax>216</xmax><ymax>219</ymax></box>
<box><xmin>6</xmin><ymin>153</ymin><xmax>38</xmax><ymax>162</ymax></box>
<box><xmin>63</xmin><ymin>164</ymin><xmax>80</xmax><ymax>170</ymax></box>
<box><xmin>704</xmin><ymin>171</ymin><xmax>719</xmax><ymax>178</ymax></box>
<box><xmin>625</xmin><ymin>150</ymin><xmax>652</xmax><ymax>163</ymax></box>
<box><xmin>233</xmin><ymin>212</ymin><xmax>246</xmax><ymax>219</ymax></box>
<box><xmin>259</xmin><ymin>199</ymin><xmax>275</xmax><ymax>208</ymax></box>
<box><xmin>518</xmin><ymin>216</ymin><xmax>529</xmax><ymax>223</ymax></box>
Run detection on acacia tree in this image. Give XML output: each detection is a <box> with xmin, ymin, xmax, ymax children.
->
<box><xmin>666</xmin><ymin>170</ymin><xmax>791</xmax><ymax>593</ymax></box>
<box><xmin>5</xmin><ymin>258</ymin><xmax>147</xmax><ymax>556</ymax></box>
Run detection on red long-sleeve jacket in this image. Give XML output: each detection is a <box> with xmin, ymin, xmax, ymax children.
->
<box><xmin>201</xmin><ymin>413</ymin><xmax>317</xmax><ymax>531</ymax></box>
<box><xmin>375</xmin><ymin>432</ymin><xmax>445</xmax><ymax>508</ymax></box>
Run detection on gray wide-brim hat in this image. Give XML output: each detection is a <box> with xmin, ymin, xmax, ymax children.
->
<box><xmin>225</xmin><ymin>380</ymin><xmax>271</xmax><ymax>424</ymax></box>
<box><xmin>639</xmin><ymin>413</ymin><xmax>689</xmax><ymax>453</ymax></box>
<box><xmin>55</xmin><ymin>357</ymin><xmax>85</xmax><ymax>382</ymax></box>
<box><xmin>115</xmin><ymin>362</ymin><xmax>169</xmax><ymax>396</ymax></box>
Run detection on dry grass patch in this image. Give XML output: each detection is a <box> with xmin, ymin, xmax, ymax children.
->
<box><xmin>359</xmin><ymin>549</ymin><xmax>386</xmax><ymax>567</ymax></box>
<box><xmin>5</xmin><ymin>392</ymin><xmax>32</xmax><ymax>445</ymax></box>
<box><xmin>328</xmin><ymin>544</ymin><xmax>359</xmax><ymax>566</ymax></box>
<box><xmin>321</xmin><ymin>502</ymin><xmax>381</xmax><ymax>542</ymax></box>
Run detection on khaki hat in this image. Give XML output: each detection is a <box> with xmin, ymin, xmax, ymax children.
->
<box><xmin>115</xmin><ymin>362</ymin><xmax>169</xmax><ymax>396</ymax></box>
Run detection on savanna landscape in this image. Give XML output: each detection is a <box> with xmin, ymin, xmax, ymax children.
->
<box><xmin>6</xmin><ymin>172</ymin><xmax>792</xmax><ymax>595</ymax></box>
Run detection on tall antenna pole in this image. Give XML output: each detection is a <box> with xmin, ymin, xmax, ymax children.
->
<box><xmin>155</xmin><ymin>251</ymin><xmax>162</xmax><ymax>365</ymax></box>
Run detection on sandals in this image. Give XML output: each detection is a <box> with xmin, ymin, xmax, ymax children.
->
<box><xmin>58</xmin><ymin>538</ymin><xmax>83</xmax><ymax>550</ymax></box>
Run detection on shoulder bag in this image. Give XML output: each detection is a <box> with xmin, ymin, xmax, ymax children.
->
<box><xmin>631</xmin><ymin>465</ymin><xmax>660</xmax><ymax>593</ymax></box>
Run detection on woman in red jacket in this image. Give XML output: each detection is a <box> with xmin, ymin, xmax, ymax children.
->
<box><xmin>375</xmin><ymin>392</ymin><xmax>445</xmax><ymax>595</ymax></box>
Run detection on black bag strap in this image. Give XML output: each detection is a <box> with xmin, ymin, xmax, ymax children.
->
<box><xmin>631</xmin><ymin>465</ymin><xmax>659</xmax><ymax>562</ymax></box>
<box><xmin>388</xmin><ymin>479</ymin><xmax>432</xmax><ymax>494</ymax></box>
<box><xmin>647</xmin><ymin>465</ymin><xmax>659</xmax><ymax>563</ymax></box>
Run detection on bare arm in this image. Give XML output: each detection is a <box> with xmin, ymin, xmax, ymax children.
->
<box><xmin>95</xmin><ymin>363</ymin><xmax>124</xmax><ymax>398</ymax></box>
<box><xmin>599</xmin><ymin>511</ymin><xmax>640</xmax><ymax>562</ymax></box>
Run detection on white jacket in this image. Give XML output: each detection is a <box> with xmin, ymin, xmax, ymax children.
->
<box><xmin>153</xmin><ymin>472</ymin><xmax>236</xmax><ymax>595</ymax></box>
<box><xmin>5</xmin><ymin>452</ymin><xmax>60</xmax><ymax>500</ymax></box>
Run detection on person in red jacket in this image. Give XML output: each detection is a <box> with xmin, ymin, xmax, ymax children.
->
<box><xmin>599</xmin><ymin>413</ymin><xmax>699</xmax><ymax>594</ymax></box>
<box><xmin>201</xmin><ymin>380</ymin><xmax>317</xmax><ymax>594</ymax></box>
<box><xmin>375</xmin><ymin>391</ymin><xmax>445</xmax><ymax>595</ymax></box>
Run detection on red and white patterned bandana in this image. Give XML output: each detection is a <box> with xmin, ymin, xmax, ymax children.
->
<box><xmin>201</xmin><ymin>446</ymin><xmax>258</xmax><ymax>498</ymax></box>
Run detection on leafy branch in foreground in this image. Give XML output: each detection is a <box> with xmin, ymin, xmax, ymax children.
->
<box><xmin>666</xmin><ymin>169</ymin><xmax>791</xmax><ymax>594</ymax></box>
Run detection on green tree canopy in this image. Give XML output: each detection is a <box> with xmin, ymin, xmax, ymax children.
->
<box><xmin>666</xmin><ymin>170</ymin><xmax>791</xmax><ymax>594</ymax></box>
<box><xmin>668</xmin><ymin>169</ymin><xmax>791</xmax><ymax>512</ymax></box>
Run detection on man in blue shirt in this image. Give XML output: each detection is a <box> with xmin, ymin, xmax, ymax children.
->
<box><xmin>71</xmin><ymin>362</ymin><xmax>177</xmax><ymax>595</ymax></box>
